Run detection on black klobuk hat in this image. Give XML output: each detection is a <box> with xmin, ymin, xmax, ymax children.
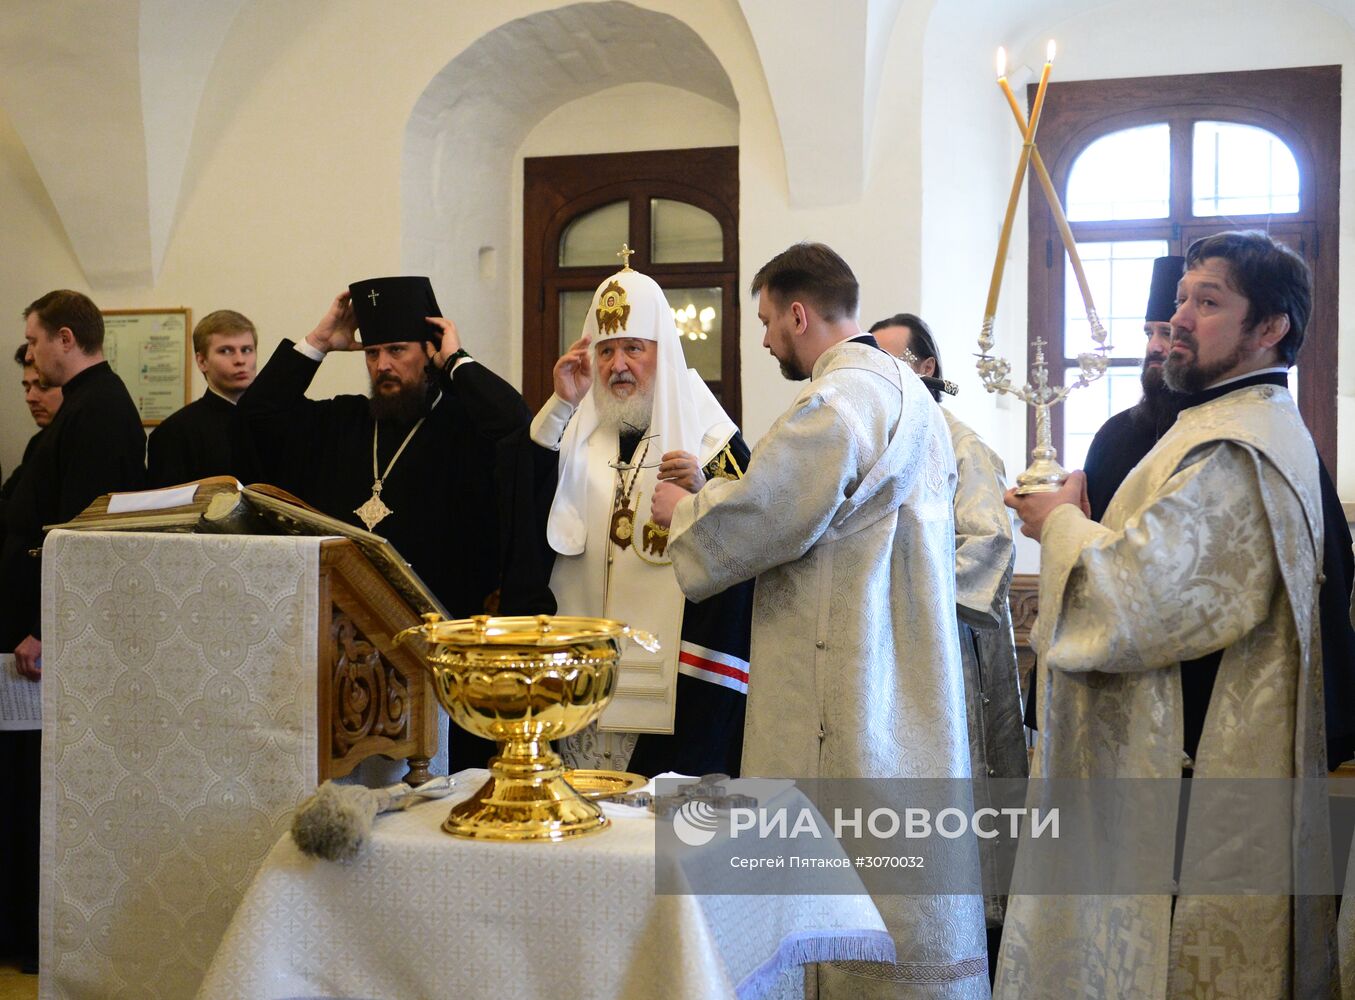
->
<box><xmin>1145</xmin><ymin>256</ymin><xmax>1185</xmax><ymax>324</ymax></box>
<box><xmin>348</xmin><ymin>276</ymin><xmax>442</xmax><ymax>346</ymax></box>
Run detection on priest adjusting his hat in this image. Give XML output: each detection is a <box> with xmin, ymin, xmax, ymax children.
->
<box><xmin>237</xmin><ymin>277</ymin><xmax>531</xmax><ymax>765</ymax></box>
<box><xmin>528</xmin><ymin>253</ymin><xmax>753</xmax><ymax>777</ymax></box>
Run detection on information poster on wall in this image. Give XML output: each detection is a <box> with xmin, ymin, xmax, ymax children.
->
<box><xmin>102</xmin><ymin>309</ymin><xmax>191</xmax><ymax>425</ymax></box>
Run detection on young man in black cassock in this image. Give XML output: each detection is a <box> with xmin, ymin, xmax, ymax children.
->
<box><xmin>146</xmin><ymin>309</ymin><xmax>261</xmax><ymax>486</ymax></box>
<box><xmin>236</xmin><ymin>277</ymin><xmax>532</xmax><ymax>768</ymax></box>
<box><xmin>0</xmin><ymin>290</ymin><xmax>146</xmax><ymax>974</ymax></box>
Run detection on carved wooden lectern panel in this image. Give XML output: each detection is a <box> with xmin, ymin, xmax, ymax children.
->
<box><xmin>331</xmin><ymin>611</ymin><xmax>412</xmax><ymax>754</ymax></box>
<box><xmin>316</xmin><ymin>539</ymin><xmax>437</xmax><ymax>784</ymax></box>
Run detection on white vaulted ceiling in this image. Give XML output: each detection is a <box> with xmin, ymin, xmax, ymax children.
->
<box><xmin>0</xmin><ymin>0</ymin><xmax>244</xmax><ymax>288</ymax></box>
<box><xmin>4</xmin><ymin>0</ymin><xmax>1353</xmax><ymax>287</ymax></box>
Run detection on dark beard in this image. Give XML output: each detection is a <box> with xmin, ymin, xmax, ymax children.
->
<box><xmin>1163</xmin><ymin>341</ymin><xmax>1245</xmax><ymax>394</ymax></box>
<box><xmin>1140</xmin><ymin>363</ymin><xmax>1167</xmax><ymax>397</ymax></box>
<box><xmin>778</xmin><ymin>358</ymin><xmax>808</xmax><ymax>381</ymax></box>
<box><xmin>1138</xmin><ymin>378</ymin><xmax>1181</xmax><ymax>427</ymax></box>
<box><xmin>369</xmin><ymin>368</ymin><xmax>434</xmax><ymax>423</ymax></box>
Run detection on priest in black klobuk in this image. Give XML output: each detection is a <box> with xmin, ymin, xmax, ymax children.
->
<box><xmin>527</xmin><ymin>263</ymin><xmax>753</xmax><ymax>777</ymax></box>
<box><xmin>147</xmin><ymin>309</ymin><xmax>261</xmax><ymax>486</ymax></box>
<box><xmin>236</xmin><ymin>277</ymin><xmax>531</xmax><ymax>766</ymax></box>
<box><xmin>1081</xmin><ymin>255</ymin><xmax>1187</xmax><ymax>522</ymax></box>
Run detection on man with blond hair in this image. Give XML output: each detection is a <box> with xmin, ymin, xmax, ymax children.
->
<box><xmin>147</xmin><ymin>309</ymin><xmax>259</xmax><ymax>485</ymax></box>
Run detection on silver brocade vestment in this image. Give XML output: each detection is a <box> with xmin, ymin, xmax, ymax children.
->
<box><xmin>669</xmin><ymin>341</ymin><xmax>989</xmax><ymax>999</ymax></box>
<box><xmin>995</xmin><ymin>384</ymin><xmax>1337</xmax><ymax>998</ymax></box>
<box><xmin>944</xmin><ymin>409</ymin><xmax>1027</xmax><ymax>931</ymax></box>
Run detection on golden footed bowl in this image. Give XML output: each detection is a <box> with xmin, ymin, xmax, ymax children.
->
<box><xmin>394</xmin><ymin>614</ymin><xmax>658</xmax><ymax>842</ymax></box>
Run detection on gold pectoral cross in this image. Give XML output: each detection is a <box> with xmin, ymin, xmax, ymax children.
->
<box><xmin>355</xmin><ymin>481</ymin><xmax>393</xmax><ymax>531</ymax></box>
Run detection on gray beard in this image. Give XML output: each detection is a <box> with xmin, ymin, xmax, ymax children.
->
<box><xmin>592</xmin><ymin>378</ymin><xmax>653</xmax><ymax>434</ymax></box>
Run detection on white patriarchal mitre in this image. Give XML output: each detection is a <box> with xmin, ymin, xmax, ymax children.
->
<box><xmin>547</xmin><ymin>268</ymin><xmax>734</xmax><ymax>556</ymax></box>
<box><xmin>546</xmin><ymin>268</ymin><xmax>735</xmax><ymax>737</ymax></box>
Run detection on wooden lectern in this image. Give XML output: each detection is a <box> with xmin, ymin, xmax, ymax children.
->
<box><xmin>39</xmin><ymin>511</ymin><xmax>449</xmax><ymax>999</ymax></box>
<box><xmin>317</xmin><ymin>537</ymin><xmax>437</xmax><ymax>783</ymax></box>
<box><xmin>47</xmin><ymin>477</ymin><xmax>442</xmax><ymax>785</ymax></box>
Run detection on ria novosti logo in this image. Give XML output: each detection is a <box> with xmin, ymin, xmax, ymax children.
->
<box><xmin>672</xmin><ymin>799</ymin><xmax>723</xmax><ymax>846</ymax></box>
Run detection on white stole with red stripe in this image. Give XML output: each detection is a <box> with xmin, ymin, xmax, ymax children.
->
<box><xmin>678</xmin><ymin>641</ymin><xmax>748</xmax><ymax>694</ymax></box>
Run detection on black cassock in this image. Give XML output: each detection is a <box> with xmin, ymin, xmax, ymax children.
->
<box><xmin>0</xmin><ymin>362</ymin><xmax>145</xmax><ymax>648</ymax></box>
<box><xmin>146</xmin><ymin>390</ymin><xmax>261</xmax><ymax>487</ymax></box>
<box><xmin>238</xmin><ymin>342</ymin><xmax>532</xmax><ymax>768</ymax></box>
<box><xmin>0</xmin><ymin>429</ymin><xmax>45</xmax><ymax>554</ymax></box>
<box><xmin>0</xmin><ymin>361</ymin><xmax>143</xmax><ymax>970</ymax></box>
<box><xmin>1061</xmin><ymin>371</ymin><xmax>1355</xmax><ymax>768</ymax></box>
<box><xmin>239</xmin><ymin>341</ymin><xmax>530</xmax><ymax>620</ymax></box>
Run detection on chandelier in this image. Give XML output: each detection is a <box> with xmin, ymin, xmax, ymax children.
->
<box><xmin>671</xmin><ymin>303</ymin><xmax>715</xmax><ymax>341</ymax></box>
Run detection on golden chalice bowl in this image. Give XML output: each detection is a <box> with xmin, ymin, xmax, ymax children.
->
<box><xmin>394</xmin><ymin>613</ymin><xmax>658</xmax><ymax>842</ymax></box>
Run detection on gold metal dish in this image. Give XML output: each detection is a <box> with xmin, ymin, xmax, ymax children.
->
<box><xmin>394</xmin><ymin>614</ymin><xmax>658</xmax><ymax>842</ymax></box>
<box><xmin>563</xmin><ymin>769</ymin><xmax>648</xmax><ymax>800</ymax></box>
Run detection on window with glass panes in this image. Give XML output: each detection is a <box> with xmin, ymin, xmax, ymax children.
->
<box><xmin>523</xmin><ymin>147</ymin><xmax>740</xmax><ymax>422</ymax></box>
<box><xmin>1027</xmin><ymin>67</ymin><xmax>1339</xmax><ymax>475</ymax></box>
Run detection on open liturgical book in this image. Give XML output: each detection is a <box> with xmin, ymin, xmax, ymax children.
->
<box><xmin>47</xmin><ymin>476</ymin><xmax>447</xmax><ymax>620</ymax></box>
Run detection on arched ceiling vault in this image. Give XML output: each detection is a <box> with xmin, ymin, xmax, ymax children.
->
<box><xmin>0</xmin><ymin>0</ymin><xmax>243</xmax><ymax>289</ymax></box>
<box><xmin>7</xmin><ymin>0</ymin><xmax>1355</xmax><ymax>287</ymax></box>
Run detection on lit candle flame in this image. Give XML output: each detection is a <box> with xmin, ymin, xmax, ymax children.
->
<box><xmin>996</xmin><ymin>47</ymin><xmax>1007</xmax><ymax>78</ymax></box>
<box><xmin>1047</xmin><ymin>40</ymin><xmax>1056</xmax><ymax>62</ymax></box>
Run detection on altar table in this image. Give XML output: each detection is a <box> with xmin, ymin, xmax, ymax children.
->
<box><xmin>197</xmin><ymin>771</ymin><xmax>892</xmax><ymax>1000</ymax></box>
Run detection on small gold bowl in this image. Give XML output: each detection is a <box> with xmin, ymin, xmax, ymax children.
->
<box><xmin>395</xmin><ymin>614</ymin><xmax>657</xmax><ymax>842</ymax></box>
<box><xmin>563</xmin><ymin>769</ymin><xmax>648</xmax><ymax>800</ymax></box>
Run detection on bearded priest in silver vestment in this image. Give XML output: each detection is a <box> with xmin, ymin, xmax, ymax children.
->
<box><xmin>872</xmin><ymin>312</ymin><xmax>1028</xmax><ymax>941</ymax></box>
<box><xmin>653</xmin><ymin>244</ymin><xmax>990</xmax><ymax>999</ymax></box>
<box><xmin>999</xmin><ymin>231</ymin><xmax>1338</xmax><ymax>998</ymax></box>
<box><xmin>530</xmin><ymin>265</ymin><xmax>753</xmax><ymax>777</ymax></box>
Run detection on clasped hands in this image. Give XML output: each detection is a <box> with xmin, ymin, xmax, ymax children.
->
<box><xmin>650</xmin><ymin>454</ymin><xmax>704</xmax><ymax>528</ymax></box>
<box><xmin>304</xmin><ymin>290</ymin><xmax>463</xmax><ymax>363</ymax></box>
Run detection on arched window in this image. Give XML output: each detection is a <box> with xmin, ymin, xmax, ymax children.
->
<box><xmin>1028</xmin><ymin>67</ymin><xmax>1339</xmax><ymax>474</ymax></box>
<box><xmin>524</xmin><ymin>147</ymin><xmax>740</xmax><ymax>421</ymax></box>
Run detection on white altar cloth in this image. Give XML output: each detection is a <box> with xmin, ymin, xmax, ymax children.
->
<box><xmin>197</xmin><ymin>770</ymin><xmax>891</xmax><ymax>1000</ymax></box>
<box><xmin>39</xmin><ymin>530</ymin><xmax>322</xmax><ymax>1000</ymax></box>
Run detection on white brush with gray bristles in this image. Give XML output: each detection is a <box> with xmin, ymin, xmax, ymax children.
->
<box><xmin>291</xmin><ymin>776</ymin><xmax>458</xmax><ymax>862</ymax></box>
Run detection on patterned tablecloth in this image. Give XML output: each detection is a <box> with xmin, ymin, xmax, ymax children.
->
<box><xmin>197</xmin><ymin>771</ymin><xmax>892</xmax><ymax>1000</ymax></box>
<box><xmin>39</xmin><ymin>530</ymin><xmax>323</xmax><ymax>1000</ymax></box>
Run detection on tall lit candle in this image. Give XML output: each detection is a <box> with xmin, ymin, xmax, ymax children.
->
<box><xmin>992</xmin><ymin>46</ymin><xmax>1103</xmax><ymax>344</ymax></box>
<box><xmin>996</xmin><ymin>48</ymin><xmax>1025</xmax><ymax>135</ymax></box>
<box><xmin>983</xmin><ymin>43</ymin><xmax>1057</xmax><ymax>327</ymax></box>
<box><xmin>984</xmin><ymin>47</ymin><xmax>1039</xmax><ymax>323</ymax></box>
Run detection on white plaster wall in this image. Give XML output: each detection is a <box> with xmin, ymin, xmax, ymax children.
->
<box><xmin>157</xmin><ymin>0</ymin><xmax>937</xmax><ymax>448</ymax></box>
<box><xmin>0</xmin><ymin>106</ymin><xmax>93</xmax><ymax>477</ymax></box>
